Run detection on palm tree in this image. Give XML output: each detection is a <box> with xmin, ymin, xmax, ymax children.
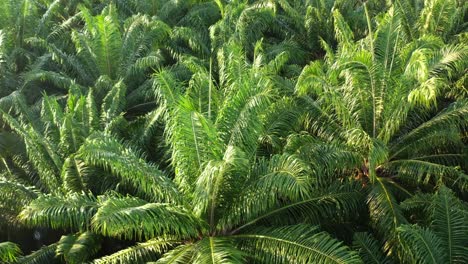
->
<box><xmin>0</xmin><ymin>1</ymin><xmax>466</xmax><ymax>263</ymax></box>
<box><xmin>12</xmin><ymin>40</ymin><xmax>365</xmax><ymax>263</ymax></box>
<box><xmin>294</xmin><ymin>2</ymin><xmax>467</xmax><ymax>261</ymax></box>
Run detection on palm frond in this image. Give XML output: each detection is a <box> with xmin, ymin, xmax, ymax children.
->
<box><xmin>418</xmin><ymin>0</ymin><xmax>458</xmax><ymax>38</ymax></box>
<box><xmin>60</xmin><ymin>156</ymin><xmax>86</xmax><ymax>193</ymax></box>
<box><xmin>56</xmin><ymin>231</ymin><xmax>101</xmax><ymax>264</ymax></box>
<box><xmin>386</xmin><ymin>159</ymin><xmax>467</xmax><ymax>189</ymax></box>
<box><xmin>93</xmin><ymin>237</ymin><xmax>179</xmax><ymax>264</ymax></box>
<box><xmin>0</xmin><ymin>242</ymin><xmax>22</xmax><ymax>263</ymax></box>
<box><xmin>0</xmin><ymin>177</ymin><xmax>39</xmax><ymax>224</ymax></box>
<box><xmin>390</xmin><ymin>100</ymin><xmax>467</xmax><ymax>159</ymax></box>
<box><xmin>78</xmin><ymin>132</ymin><xmax>179</xmax><ymax>203</ymax></box>
<box><xmin>101</xmin><ymin>79</ymin><xmax>126</xmax><ymax>130</ymax></box>
<box><xmin>367</xmin><ymin>178</ymin><xmax>408</xmax><ymax>253</ymax></box>
<box><xmin>397</xmin><ymin>224</ymin><xmax>446</xmax><ymax>264</ymax></box>
<box><xmin>215</xmin><ymin>69</ymin><xmax>275</xmax><ymax>157</ymax></box>
<box><xmin>17</xmin><ymin>243</ymin><xmax>59</xmax><ymax>264</ymax></box>
<box><xmin>352</xmin><ymin>232</ymin><xmax>390</xmax><ymax>264</ymax></box>
<box><xmin>92</xmin><ymin>195</ymin><xmax>205</xmax><ymax>241</ymax></box>
<box><xmin>234</xmin><ymin>224</ymin><xmax>362</xmax><ymax>264</ymax></box>
<box><xmin>229</xmin><ymin>181</ymin><xmax>364</xmax><ymax>233</ymax></box>
<box><xmin>80</xmin><ymin>5</ymin><xmax>122</xmax><ymax>79</ymax></box>
<box><xmin>19</xmin><ymin>192</ymin><xmax>97</xmax><ymax>231</ymax></box>
<box><xmin>192</xmin><ymin>237</ymin><xmax>244</xmax><ymax>264</ymax></box>
<box><xmin>152</xmin><ymin>244</ymin><xmax>195</xmax><ymax>264</ymax></box>
<box><xmin>430</xmin><ymin>186</ymin><xmax>468</xmax><ymax>263</ymax></box>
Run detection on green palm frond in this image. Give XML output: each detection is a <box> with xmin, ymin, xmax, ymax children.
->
<box><xmin>352</xmin><ymin>232</ymin><xmax>390</xmax><ymax>264</ymax></box>
<box><xmin>400</xmin><ymin>192</ymin><xmax>433</xmax><ymax>224</ymax></box>
<box><xmin>1</xmin><ymin>110</ymin><xmax>63</xmax><ymax>193</ymax></box>
<box><xmin>219</xmin><ymin>153</ymin><xmax>312</xmax><ymax>229</ymax></box>
<box><xmin>92</xmin><ymin>195</ymin><xmax>205</xmax><ymax>241</ymax></box>
<box><xmin>60</xmin><ymin>156</ymin><xmax>86</xmax><ymax>193</ymax></box>
<box><xmin>19</xmin><ymin>192</ymin><xmax>97</xmax><ymax>231</ymax></box>
<box><xmin>229</xmin><ymin>181</ymin><xmax>364</xmax><ymax>233</ymax></box>
<box><xmin>418</xmin><ymin>0</ymin><xmax>459</xmax><ymax>38</ymax></box>
<box><xmin>152</xmin><ymin>244</ymin><xmax>195</xmax><ymax>264</ymax></box>
<box><xmin>389</xmin><ymin>100</ymin><xmax>467</xmax><ymax>158</ymax></box>
<box><xmin>78</xmin><ymin>132</ymin><xmax>179</xmax><ymax>203</ymax></box>
<box><xmin>397</xmin><ymin>224</ymin><xmax>446</xmax><ymax>264</ymax></box>
<box><xmin>93</xmin><ymin>237</ymin><xmax>179</xmax><ymax>264</ymax></box>
<box><xmin>284</xmin><ymin>136</ymin><xmax>363</xmax><ymax>185</ymax></box>
<box><xmin>192</xmin><ymin>237</ymin><xmax>244</xmax><ymax>264</ymax></box>
<box><xmin>400</xmin><ymin>192</ymin><xmax>433</xmax><ymax>212</ymax></box>
<box><xmin>17</xmin><ymin>243</ymin><xmax>59</xmax><ymax>264</ymax></box>
<box><xmin>385</xmin><ymin>159</ymin><xmax>467</xmax><ymax>189</ymax></box>
<box><xmin>101</xmin><ymin>79</ymin><xmax>126</xmax><ymax>130</ymax></box>
<box><xmin>79</xmin><ymin>4</ymin><xmax>122</xmax><ymax>79</ymax></box>
<box><xmin>192</xmin><ymin>145</ymin><xmax>249</xmax><ymax>228</ymax></box>
<box><xmin>121</xmin><ymin>15</ymin><xmax>170</xmax><ymax>74</ymax></box>
<box><xmin>0</xmin><ymin>177</ymin><xmax>38</xmax><ymax>223</ymax></box>
<box><xmin>367</xmin><ymin>178</ymin><xmax>408</xmax><ymax>251</ymax></box>
<box><xmin>169</xmin><ymin>26</ymin><xmax>210</xmax><ymax>59</ymax></box>
<box><xmin>259</xmin><ymin>97</ymin><xmax>303</xmax><ymax>152</ymax></box>
<box><xmin>234</xmin><ymin>224</ymin><xmax>362</xmax><ymax>264</ymax></box>
<box><xmin>237</xmin><ymin>4</ymin><xmax>277</xmax><ymax>53</ymax></box>
<box><xmin>56</xmin><ymin>231</ymin><xmax>101</xmax><ymax>264</ymax></box>
<box><xmin>333</xmin><ymin>9</ymin><xmax>355</xmax><ymax>53</ymax></box>
<box><xmin>373</xmin><ymin>6</ymin><xmax>402</xmax><ymax>74</ymax></box>
<box><xmin>431</xmin><ymin>186</ymin><xmax>468</xmax><ymax>263</ymax></box>
<box><xmin>215</xmin><ymin>71</ymin><xmax>275</xmax><ymax>157</ymax></box>
<box><xmin>0</xmin><ymin>242</ymin><xmax>22</xmax><ymax>263</ymax></box>
<box><xmin>26</xmin><ymin>38</ymin><xmax>94</xmax><ymax>85</ymax></box>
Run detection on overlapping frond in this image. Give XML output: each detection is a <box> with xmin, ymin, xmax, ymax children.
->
<box><xmin>397</xmin><ymin>224</ymin><xmax>446</xmax><ymax>264</ymax></box>
<box><xmin>93</xmin><ymin>238</ymin><xmax>179</xmax><ymax>264</ymax></box>
<box><xmin>56</xmin><ymin>232</ymin><xmax>101</xmax><ymax>264</ymax></box>
<box><xmin>352</xmin><ymin>232</ymin><xmax>390</xmax><ymax>264</ymax></box>
<box><xmin>78</xmin><ymin>132</ymin><xmax>179</xmax><ymax>202</ymax></box>
<box><xmin>92</xmin><ymin>195</ymin><xmax>205</xmax><ymax>240</ymax></box>
<box><xmin>0</xmin><ymin>242</ymin><xmax>22</xmax><ymax>263</ymax></box>
<box><xmin>235</xmin><ymin>224</ymin><xmax>362</xmax><ymax>264</ymax></box>
<box><xmin>367</xmin><ymin>178</ymin><xmax>408</xmax><ymax>252</ymax></box>
<box><xmin>17</xmin><ymin>243</ymin><xmax>58</xmax><ymax>264</ymax></box>
<box><xmin>430</xmin><ymin>186</ymin><xmax>468</xmax><ymax>263</ymax></box>
<box><xmin>19</xmin><ymin>192</ymin><xmax>97</xmax><ymax>231</ymax></box>
<box><xmin>152</xmin><ymin>244</ymin><xmax>195</xmax><ymax>264</ymax></box>
<box><xmin>192</xmin><ymin>237</ymin><xmax>244</xmax><ymax>264</ymax></box>
<box><xmin>229</xmin><ymin>181</ymin><xmax>364</xmax><ymax>233</ymax></box>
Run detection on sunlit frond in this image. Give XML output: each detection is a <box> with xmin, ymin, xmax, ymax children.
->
<box><xmin>235</xmin><ymin>224</ymin><xmax>362</xmax><ymax>264</ymax></box>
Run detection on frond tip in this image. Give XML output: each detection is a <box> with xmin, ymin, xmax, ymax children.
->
<box><xmin>0</xmin><ymin>242</ymin><xmax>22</xmax><ymax>263</ymax></box>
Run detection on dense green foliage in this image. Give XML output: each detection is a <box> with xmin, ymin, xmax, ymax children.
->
<box><xmin>0</xmin><ymin>0</ymin><xmax>467</xmax><ymax>263</ymax></box>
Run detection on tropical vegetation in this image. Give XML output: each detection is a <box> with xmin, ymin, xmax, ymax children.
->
<box><xmin>0</xmin><ymin>0</ymin><xmax>467</xmax><ymax>263</ymax></box>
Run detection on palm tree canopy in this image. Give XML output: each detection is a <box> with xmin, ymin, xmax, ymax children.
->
<box><xmin>0</xmin><ymin>0</ymin><xmax>467</xmax><ymax>263</ymax></box>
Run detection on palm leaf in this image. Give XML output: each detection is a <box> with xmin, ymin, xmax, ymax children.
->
<box><xmin>19</xmin><ymin>192</ymin><xmax>97</xmax><ymax>231</ymax></box>
<box><xmin>352</xmin><ymin>232</ymin><xmax>390</xmax><ymax>264</ymax></box>
<box><xmin>192</xmin><ymin>237</ymin><xmax>245</xmax><ymax>264</ymax></box>
<box><xmin>0</xmin><ymin>242</ymin><xmax>22</xmax><ymax>263</ymax></box>
<box><xmin>229</xmin><ymin>181</ymin><xmax>364</xmax><ymax>234</ymax></box>
<box><xmin>367</xmin><ymin>178</ymin><xmax>408</xmax><ymax>253</ymax></box>
<box><xmin>234</xmin><ymin>224</ymin><xmax>362</xmax><ymax>264</ymax></box>
<box><xmin>93</xmin><ymin>238</ymin><xmax>179</xmax><ymax>264</ymax></box>
<box><xmin>56</xmin><ymin>231</ymin><xmax>101</xmax><ymax>264</ymax></box>
<box><xmin>431</xmin><ymin>186</ymin><xmax>468</xmax><ymax>263</ymax></box>
<box><xmin>92</xmin><ymin>195</ymin><xmax>205</xmax><ymax>241</ymax></box>
<box><xmin>152</xmin><ymin>244</ymin><xmax>195</xmax><ymax>264</ymax></box>
<box><xmin>397</xmin><ymin>224</ymin><xmax>446</xmax><ymax>264</ymax></box>
<box><xmin>78</xmin><ymin>132</ymin><xmax>179</xmax><ymax>203</ymax></box>
<box><xmin>17</xmin><ymin>243</ymin><xmax>59</xmax><ymax>264</ymax></box>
